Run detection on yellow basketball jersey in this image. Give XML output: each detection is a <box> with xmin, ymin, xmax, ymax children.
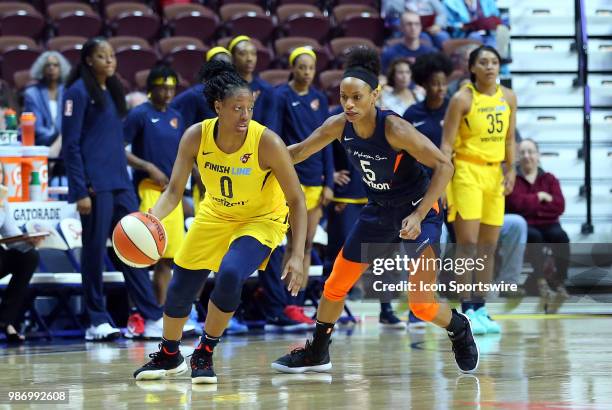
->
<box><xmin>196</xmin><ymin>118</ymin><xmax>289</xmax><ymax>222</ymax></box>
<box><xmin>455</xmin><ymin>83</ymin><xmax>511</xmax><ymax>163</ymax></box>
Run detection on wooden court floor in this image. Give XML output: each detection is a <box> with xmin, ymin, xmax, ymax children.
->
<box><xmin>1</xmin><ymin>315</ymin><xmax>611</xmax><ymax>409</ymax></box>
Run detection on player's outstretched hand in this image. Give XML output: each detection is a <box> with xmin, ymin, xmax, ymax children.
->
<box><xmin>281</xmin><ymin>254</ymin><xmax>305</xmax><ymax>296</ymax></box>
<box><xmin>399</xmin><ymin>212</ymin><xmax>422</xmax><ymax>240</ymax></box>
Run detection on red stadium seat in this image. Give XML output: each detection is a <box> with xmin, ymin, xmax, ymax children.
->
<box><xmin>47</xmin><ymin>35</ymin><xmax>87</xmax><ymax>66</ymax></box>
<box><xmin>0</xmin><ymin>2</ymin><xmax>45</xmax><ymax>39</ymax></box>
<box><xmin>114</xmin><ymin>44</ymin><xmax>158</xmax><ymax>88</ymax></box>
<box><xmin>106</xmin><ymin>2</ymin><xmax>160</xmax><ymax>40</ymax></box>
<box><xmin>159</xmin><ymin>37</ymin><xmax>208</xmax><ymax>83</ymax></box>
<box><xmin>163</xmin><ymin>3</ymin><xmax>218</xmax><ymax>43</ymax></box>
<box><xmin>48</xmin><ymin>3</ymin><xmax>102</xmax><ymax>38</ymax></box>
<box><xmin>339</xmin><ymin>13</ymin><xmax>384</xmax><ymax>46</ymax></box>
<box><xmin>329</xmin><ymin>37</ymin><xmax>378</xmax><ymax>66</ymax></box>
<box><xmin>274</xmin><ymin>37</ymin><xmax>330</xmax><ymax>71</ymax></box>
<box><xmin>276</xmin><ymin>0</ymin><xmax>319</xmax><ymax>6</ymax></box>
<box><xmin>108</xmin><ymin>36</ymin><xmax>150</xmax><ymax>50</ymax></box>
<box><xmin>0</xmin><ymin>36</ymin><xmax>37</xmax><ymax>52</ymax></box>
<box><xmin>318</xmin><ymin>69</ymin><xmax>342</xmax><ymax>106</ymax></box>
<box><xmin>277</xmin><ymin>4</ymin><xmax>330</xmax><ymax>43</ymax></box>
<box><xmin>219</xmin><ymin>3</ymin><xmax>264</xmax><ymax>21</ymax></box>
<box><xmin>13</xmin><ymin>69</ymin><xmax>34</xmax><ymax>91</ymax></box>
<box><xmin>0</xmin><ymin>46</ymin><xmax>42</xmax><ymax>87</ymax></box>
<box><xmin>259</xmin><ymin>69</ymin><xmax>291</xmax><ymax>86</ymax></box>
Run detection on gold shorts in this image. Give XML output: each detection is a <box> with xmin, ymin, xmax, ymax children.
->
<box><xmin>301</xmin><ymin>185</ymin><xmax>323</xmax><ymax>211</ymax></box>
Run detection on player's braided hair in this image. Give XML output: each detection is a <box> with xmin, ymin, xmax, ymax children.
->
<box><xmin>202</xmin><ymin>60</ymin><xmax>249</xmax><ymax>112</ymax></box>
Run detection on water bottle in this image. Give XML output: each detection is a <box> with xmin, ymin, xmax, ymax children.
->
<box><xmin>4</xmin><ymin>109</ymin><xmax>17</xmax><ymax>130</ymax></box>
<box><xmin>29</xmin><ymin>171</ymin><xmax>43</xmax><ymax>201</ymax></box>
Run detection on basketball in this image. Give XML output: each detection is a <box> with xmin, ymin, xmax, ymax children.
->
<box><xmin>112</xmin><ymin>212</ymin><xmax>167</xmax><ymax>268</ymax></box>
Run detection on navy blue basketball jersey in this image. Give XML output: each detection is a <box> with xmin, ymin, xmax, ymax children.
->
<box><xmin>340</xmin><ymin>108</ymin><xmax>429</xmax><ymax>206</ymax></box>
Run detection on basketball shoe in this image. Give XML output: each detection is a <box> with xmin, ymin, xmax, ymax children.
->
<box><xmin>190</xmin><ymin>346</ymin><xmax>217</xmax><ymax>384</ymax></box>
<box><xmin>464</xmin><ymin>309</ymin><xmax>487</xmax><ymax>335</ymax></box>
<box><xmin>125</xmin><ymin>312</ymin><xmax>145</xmax><ymax>339</ymax></box>
<box><xmin>447</xmin><ymin>309</ymin><xmax>480</xmax><ymax>373</ymax></box>
<box><xmin>133</xmin><ymin>344</ymin><xmax>188</xmax><ymax>380</ymax></box>
<box><xmin>271</xmin><ymin>340</ymin><xmax>332</xmax><ymax>373</ymax></box>
<box><xmin>379</xmin><ymin>309</ymin><xmax>406</xmax><ymax>329</ymax></box>
<box><xmin>474</xmin><ymin>306</ymin><xmax>501</xmax><ymax>334</ymax></box>
<box><xmin>284</xmin><ymin>306</ymin><xmax>316</xmax><ymax>329</ymax></box>
<box><xmin>85</xmin><ymin>323</ymin><xmax>121</xmax><ymax>341</ymax></box>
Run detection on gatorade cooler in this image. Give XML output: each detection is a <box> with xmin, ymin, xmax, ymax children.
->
<box><xmin>0</xmin><ymin>146</ymin><xmax>23</xmax><ymax>202</ymax></box>
<box><xmin>21</xmin><ymin>146</ymin><xmax>50</xmax><ymax>201</ymax></box>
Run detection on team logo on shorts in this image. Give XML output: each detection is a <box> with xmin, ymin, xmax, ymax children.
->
<box><xmin>240</xmin><ymin>153</ymin><xmax>253</xmax><ymax>163</ymax></box>
<box><xmin>170</xmin><ymin>118</ymin><xmax>178</xmax><ymax>129</ymax></box>
<box><xmin>310</xmin><ymin>99</ymin><xmax>320</xmax><ymax>111</ymax></box>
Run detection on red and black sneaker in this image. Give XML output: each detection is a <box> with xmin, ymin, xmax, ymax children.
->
<box><xmin>133</xmin><ymin>344</ymin><xmax>188</xmax><ymax>380</ymax></box>
<box><xmin>271</xmin><ymin>340</ymin><xmax>332</xmax><ymax>374</ymax></box>
<box><xmin>125</xmin><ymin>312</ymin><xmax>145</xmax><ymax>339</ymax></box>
<box><xmin>190</xmin><ymin>346</ymin><xmax>217</xmax><ymax>384</ymax></box>
<box><xmin>284</xmin><ymin>305</ymin><xmax>316</xmax><ymax>329</ymax></box>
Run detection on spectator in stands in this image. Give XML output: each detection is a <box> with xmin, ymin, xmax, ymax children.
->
<box><xmin>169</xmin><ymin>48</ymin><xmax>230</xmax><ymax>128</ymax></box>
<box><xmin>24</xmin><ymin>52</ymin><xmax>71</xmax><ymax>157</ymax></box>
<box><xmin>62</xmin><ymin>37</ymin><xmax>165</xmax><ymax>341</ymax></box>
<box><xmin>381</xmin><ymin>11</ymin><xmax>436</xmax><ymax>73</ymax></box>
<box><xmin>405</xmin><ymin>0</ymin><xmax>451</xmax><ymax>50</ymax></box>
<box><xmin>380</xmin><ymin>58</ymin><xmax>421</xmax><ymax>115</ymax></box>
<box><xmin>123</xmin><ymin>65</ymin><xmax>187</xmax><ymax>338</ymax></box>
<box><xmin>447</xmin><ymin>43</ymin><xmax>480</xmax><ymax>96</ymax></box>
<box><xmin>507</xmin><ymin>139</ymin><xmax>570</xmax><ymax>297</ymax></box>
<box><xmin>228</xmin><ymin>36</ymin><xmax>278</xmax><ymax>132</ymax></box>
<box><xmin>0</xmin><ymin>80</ymin><xmax>19</xmax><ymax>130</ymax></box>
<box><xmin>443</xmin><ymin>0</ymin><xmax>510</xmax><ymax>59</ymax></box>
<box><xmin>0</xmin><ymin>162</ymin><xmax>42</xmax><ymax>343</ymax></box>
<box><xmin>269</xmin><ymin>47</ymin><xmax>333</xmax><ymax>330</ymax></box>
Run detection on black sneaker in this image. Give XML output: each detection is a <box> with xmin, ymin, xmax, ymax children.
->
<box><xmin>133</xmin><ymin>345</ymin><xmax>188</xmax><ymax>381</ymax></box>
<box><xmin>379</xmin><ymin>309</ymin><xmax>407</xmax><ymax>329</ymax></box>
<box><xmin>190</xmin><ymin>347</ymin><xmax>218</xmax><ymax>384</ymax></box>
<box><xmin>271</xmin><ymin>340</ymin><xmax>332</xmax><ymax>374</ymax></box>
<box><xmin>448</xmin><ymin>310</ymin><xmax>480</xmax><ymax>374</ymax></box>
<box><xmin>264</xmin><ymin>313</ymin><xmax>309</xmax><ymax>333</ymax></box>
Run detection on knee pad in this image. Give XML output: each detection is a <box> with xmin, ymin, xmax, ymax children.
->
<box><xmin>210</xmin><ymin>267</ymin><xmax>243</xmax><ymax>313</ymax></box>
<box><xmin>164</xmin><ymin>266</ymin><xmax>210</xmax><ymax>318</ymax></box>
<box><xmin>323</xmin><ymin>250</ymin><xmax>368</xmax><ymax>302</ymax></box>
<box><xmin>409</xmin><ymin>301</ymin><xmax>440</xmax><ymax>322</ymax></box>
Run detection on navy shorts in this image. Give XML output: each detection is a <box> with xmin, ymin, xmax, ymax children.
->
<box><xmin>341</xmin><ymin>200</ymin><xmax>442</xmax><ymax>264</ymax></box>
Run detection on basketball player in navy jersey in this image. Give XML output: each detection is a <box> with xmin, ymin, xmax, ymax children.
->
<box><xmin>272</xmin><ymin>47</ymin><xmax>480</xmax><ymax>374</ymax></box>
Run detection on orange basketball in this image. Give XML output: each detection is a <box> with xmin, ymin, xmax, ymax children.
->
<box><xmin>112</xmin><ymin>212</ymin><xmax>167</xmax><ymax>268</ymax></box>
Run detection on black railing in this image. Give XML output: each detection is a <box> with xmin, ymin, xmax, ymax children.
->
<box><xmin>576</xmin><ymin>0</ymin><xmax>593</xmax><ymax>234</ymax></box>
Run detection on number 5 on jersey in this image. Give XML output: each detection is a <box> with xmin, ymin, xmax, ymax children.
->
<box><xmin>360</xmin><ymin>160</ymin><xmax>376</xmax><ymax>181</ymax></box>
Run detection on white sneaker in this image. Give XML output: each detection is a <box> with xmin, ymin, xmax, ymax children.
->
<box><xmin>85</xmin><ymin>323</ymin><xmax>121</xmax><ymax>341</ymax></box>
<box><xmin>143</xmin><ymin>318</ymin><xmax>164</xmax><ymax>339</ymax></box>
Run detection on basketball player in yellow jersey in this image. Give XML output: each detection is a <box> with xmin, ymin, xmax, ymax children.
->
<box><xmin>441</xmin><ymin>45</ymin><xmax>517</xmax><ymax>335</ymax></box>
<box><xmin>133</xmin><ymin>60</ymin><xmax>307</xmax><ymax>384</ymax></box>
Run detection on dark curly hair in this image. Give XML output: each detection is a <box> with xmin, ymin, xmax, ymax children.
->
<box><xmin>411</xmin><ymin>52</ymin><xmax>454</xmax><ymax>87</ymax></box>
<box><xmin>201</xmin><ymin>60</ymin><xmax>250</xmax><ymax>112</ymax></box>
<box><xmin>146</xmin><ymin>64</ymin><xmax>178</xmax><ymax>93</ymax></box>
<box><xmin>65</xmin><ymin>37</ymin><xmax>127</xmax><ymax>116</ymax></box>
<box><xmin>345</xmin><ymin>46</ymin><xmax>381</xmax><ymax>77</ymax></box>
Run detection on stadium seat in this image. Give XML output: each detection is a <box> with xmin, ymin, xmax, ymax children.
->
<box><xmin>331</xmin><ymin>4</ymin><xmax>377</xmax><ymax>23</ymax></box>
<box><xmin>0</xmin><ymin>46</ymin><xmax>41</xmax><ymax>87</ymax></box>
<box><xmin>329</xmin><ymin>37</ymin><xmax>377</xmax><ymax>66</ymax></box>
<box><xmin>509</xmin><ymin>0</ymin><xmax>574</xmax><ymax>37</ymax></box>
<box><xmin>589</xmin><ymin>75</ymin><xmax>612</xmax><ymax>108</ymax></box>
<box><xmin>0</xmin><ymin>2</ymin><xmax>45</xmax><ymax>39</ymax></box>
<box><xmin>108</xmin><ymin>36</ymin><xmax>150</xmax><ymax>50</ymax></box>
<box><xmin>589</xmin><ymin>40</ymin><xmax>612</xmax><ymax>72</ymax></box>
<box><xmin>218</xmin><ymin>36</ymin><xmax>272</xmax><ymax>72</ymax></box>
<box><xmin>106</xmin><ymin>2</ymin><xmax>160</xmax><ymax>40</ymax></box>
<box><xmin>259</xmin><ymin>69</ymin><xmax>291</xmax><ymax>86</ymax></box>
<box><xmin>318</xmin><ymin>69</ymin><xmax>343</xmax><ymax>105</ymax></box>
<box><xmin>47</xmin><ymin>2</ymin><xmax>103</xmax><ymax>38</ymax></box>
<box><xmin>517</xmin><ymin>108</ymin><xmax>583</xmax><ymax>144</ymax></box>
<box><xmin>114</xmin><ymin>43</ymin><xmax>158</xmax><ymax>88</ymax></box>
<box><xmin>47</xmin><ymin>36</ymin><xmax>86</xmax><ymax>65</ymax></box>
<box><xmin>511</xmin><ymin>39</ymin><xmax>577</xmax><ymax>72</ymax></box>
<box><xmin>163</xmin><ymin>3</ymin><xmax>219</xmax><ymax>43</ymax></box>
<box><xmin>159</xmin><ymin>37</ymin><xmax>208</xmax><ymax>83</ymax></box>
<box><xmin>221</xmin><ymin>7</ymin><xmax>275</xmax><ymax>43</ymax></box>
<box><xmin>276</xmin><ymin>0</ymin><xmax>319</xmax><ymax>6</ymax></box>
<box><xmin>591</xmin><ymin>109</ymin><xmax>612</xmax><ymax>143</ymax></box>
<box><xmin>58</xmin><ymin>218</ymin><xmax>84</xmax><ymax>272</ymax></box>
<box><xmin>13</xmin><ymin>69</ymin><xmax>34</xmax><ymax>91</ymax></box>
<box><xmin>274</xmin><ymin>37</ymin><xmax>329</xmax><ymax>71</ymax></box>
<box><xmin>277</xmin><ymin>4</ymin><xmax>330</xmax><ymax>43</ymax></box>
<box><xmin>0</xmin><ymin>35</ymin><xmax>37</xmax><ymax>52</ymax></box>
<box><xmin>338</xmin><ymin>12</ymin><xmax>384</xmax><ymax>45</ymax></box>
<box><xmin>585</xmin><ymin>0</ymin><xmax>612</xmax><ymax>36</ymax></box>
<box><xmin>24</xmin><ymin>221</ymin><xmax>75</xmax><ymax>274</ymax></box>
<box><xmin>513</xmin><ymin>74</ymin><xmax>582</xmax><ymax>108</ymax></box>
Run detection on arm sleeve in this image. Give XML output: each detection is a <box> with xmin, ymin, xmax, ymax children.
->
<box><xmin>0</xmin><ymin>203</ymin><xmax>31</xmax><ymax>251</ymax></box>
<box><xmin>61</xmin><ymin>87</ymin><xmax>89</xmax><ymax>201</ymax></box>
<box><xmin>506</xmin><ymin>190</ymin><xmax>541</xmax><ymax>218</ymax></box>
<box><xmin>430</xmin><ymin>0</ymin><xmax>448</xmax><ymax>27</ymax></box>
<box><xmin>539</xmin><ymin>175</ymin><xmax>565</xmax><ymax>218</ymax></box>
<box><xmin>24</xmin><ymin>89</ymin><xmax>58</xmax><ymax>146</ymax></box>
<box><xmin>123</xmin><ymin>108</ymin><xmax>142</xmax><ymax>145</ymax></box>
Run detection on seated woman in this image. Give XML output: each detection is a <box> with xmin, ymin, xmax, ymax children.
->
<box><xmin>506</xmin><ymin>139</ymin><xmax>570</xmax><ymax>297</ymax></box>
<box><xmin>0</xmin><ymin>163</ymin><xmax>42</xmax><ymax>343</ymax></box>
<box><xmin>23</xmin><ymin>51</ymin><xmax>71</xmax><ymax>156</ymax></box>
<box><xmin>379</xmin><ymin>58</ymin><xmax>422</xmax><ymax>116</ymax></box>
